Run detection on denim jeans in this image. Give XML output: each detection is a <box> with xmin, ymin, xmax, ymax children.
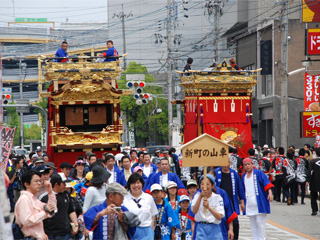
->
<box><xmin>47</xmin><ymin>234</ymin><xmax>70</xmax><ymax>240</ymax></box>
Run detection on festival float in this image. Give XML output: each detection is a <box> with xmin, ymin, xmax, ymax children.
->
<box><xmin>40</xmin><ymin>55</ymin><xmax>131</xmax><ymax>166</ymax></box>
<box><xmin>175</xmin><ymin>60</ymin><xmax>261</xmax><ymax>158</ymax></box>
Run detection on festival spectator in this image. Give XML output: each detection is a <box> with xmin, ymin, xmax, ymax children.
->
<box><xmin>123</xmin><ymin>173</ymin><xmax>158</xmax><ymax>239</ymax></box>
<box><xmin>84</xmin><ymin>183</ymin><xmax>129</xmax><ymax>239</ymax></box>
<box><xmin>59</xmin><ymin>162</ymin><xmax>73</xmax><ymax>180</ymax></box>
<box><xmin>15</xmin><ymin>170</ymin><xmax>57</xmax><ymax>240</ymax></box>
<box><xmin>7</xmin><ymin>157</ymin><xmax>26</xmax><ymax>204</ymax></box>
<box><xmin>40</xmin><ymin>173</ymin><xmax>78</xmax><ymax>239</ymax></box>
<box><xmin>151</xmin><ymin>183</ymin><xmax>179</xmax><ymax>240</ymax></box>
<box><xmin>36</xmin><ymin>164</ymin><xmax>51</xmax><ymax>198</ymax></box>
<box><xmin>45</xmin><ymin>162</ymin><xmax>57</xmax><ymax>178</ymax></box>
<box><xmin>71</xmin><ymin>160</ymin><xmax>87</xmax><ymax>184</ymax></box>
<box><xmin>83</xmin><ymin>165</ymin><xmax>111</xmax><ymax>212</ymax></box>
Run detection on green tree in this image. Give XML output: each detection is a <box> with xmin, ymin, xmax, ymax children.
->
<box><xmin>118</xmin><ymin>62</ymin><xmax>168</xmax><ymax>146</ymax></box>
<box><xmin>24</xmin><ymin>124</ymin><xmax>41</xmax><ymax>143</ymax></box>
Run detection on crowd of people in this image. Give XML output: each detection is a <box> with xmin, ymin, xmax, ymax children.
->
<box><xmin>3</xmin><ymin>143</ymin><xmax>320</xmax><ymax>240</ymax></box>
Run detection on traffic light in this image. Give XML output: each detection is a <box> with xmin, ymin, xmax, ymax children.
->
<box><xmin>126</xmin><ymin>81</ymin><xmax>150</xmax><ymax>105</ymax></box>
<box><xmin>2</xmin><ymin>94</ymin><xmax>11</xmax><ymax>104</ymax></box>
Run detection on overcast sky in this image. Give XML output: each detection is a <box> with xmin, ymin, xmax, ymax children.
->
<box><xmin>0</xmin><ymin>0</ymin><xmax>109</xmax><ymax>28</ymax></box>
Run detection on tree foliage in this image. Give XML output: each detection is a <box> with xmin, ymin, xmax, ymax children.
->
<box><xmin>118</xmin><ymin>62</ymin><xmax>168</xmax><ymax>146</ymax></box>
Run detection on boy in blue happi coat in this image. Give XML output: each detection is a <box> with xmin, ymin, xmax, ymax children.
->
<box><xmin>174</xmin><ymin>195</ymin><xmax>192</xmax><ymax>240</ymax></box>
<box><xmin>151</xmin><ymin>183</ymin><xmax>179</xmax><ymax>240</ymax></box>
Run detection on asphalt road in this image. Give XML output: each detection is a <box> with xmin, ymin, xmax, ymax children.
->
<box><xmin>239</xmin><ymin>198</ymin><xmax>320</xmax><ymax>240</ymax></box>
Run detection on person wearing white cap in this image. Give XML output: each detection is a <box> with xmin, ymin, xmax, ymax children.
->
<box><xmin>151</xmin><ymin>183</ymin><xmax>179</xmax><ymax>240</ymax></box>
<box><xmin>164</xmin><ymin>181</ymin><xmax>180</xmax><ymax>211</ymax></box>
<box><xmin>123</xmin><ymin>173</ymin><xmax>158</xmax><ymax>240</ymax></box>
<box><xmin>174</xmin><ymin>195</ymin><xmax>192</xmax><ymax>240</ymax></box>
<box><xmin>191</xmin><ymin>174</ymin><xmax>225</xmax><ymax>240</ymax></box>
<box><xmin>186</xmin><ymin>179</ymin><xmax>198</xmax><ymax>201</ymax></box>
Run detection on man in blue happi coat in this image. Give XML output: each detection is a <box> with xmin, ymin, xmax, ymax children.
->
<box><xmin>146</xmin><ymin>158</ymin><xmax>185</xmax><ymax>194</ymax></box>
<box><xmin>84</xmin><ymin>183</ymin><xmax>129</xmax><ymax>239</ymax></box>
<box><xmin>54</xmin><ymin>41</ymin><xmax>68</xmax><ymax>62</ymax></box>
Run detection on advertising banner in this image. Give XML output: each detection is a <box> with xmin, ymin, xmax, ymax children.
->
<box><xmin>304</xmin><ymin>73</ymin><xmax>320</xmax><ymax>111</ymax></box>
<box><xmin>0</xmin><ymin>126</ymin><xmax>16</xmax><ymax>171</ymax></box>
<box><xmin>302</xmin><ymin>112</ymin><xmax>320</xmax><ymax>137</ymax></box>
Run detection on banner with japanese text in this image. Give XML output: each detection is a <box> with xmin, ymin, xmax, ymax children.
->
<box><xmin>0</xmin><ymin>126</ymin><xmax>16</xmax><ymax>171</ymax></box>
<box><xmin>304</xmin><ymin>73</ymin><xmax>320</xmax><ymax>111</ymax></box>
<box><xmin>301</xmin><ymin>112</ymin><xmax>320</xmax><ymax>137</ymax></box>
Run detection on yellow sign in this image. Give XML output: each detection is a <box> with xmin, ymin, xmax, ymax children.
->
<box><xmin>182</xmin><ymin>133</ymin><xmax>233</xmax><ymax>167</ymax></box>
<box><xmin>302</xmin><ymin>0</ymin><xmax>320</xmax><ymax>23</ymax></box>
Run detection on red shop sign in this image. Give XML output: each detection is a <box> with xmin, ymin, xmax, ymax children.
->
<box><xmin>302</xmin><ymin>111</ymin><xmax>320</xmax><ymax>137</ymax></box>
<box><xmin>307</xmin><ymin>29</ymin><xmax>320</xmax><ymax>55</ymax></box>
<box><xmin>315</xmin><ymin>134</ymin><xmax>320</xmax><ymax>148</ymax></box>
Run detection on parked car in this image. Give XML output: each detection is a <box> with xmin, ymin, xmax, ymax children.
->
<box><xmin>146</xmin><ymin>145</ymin><xmax>169</xmax><ymax>156</ymax></box>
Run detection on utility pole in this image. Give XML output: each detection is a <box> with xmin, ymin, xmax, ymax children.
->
<box><xmin>214</xmin><ymin>1</ymin><xmax>221</xmax><ymax>62</ymax></box>
<box><xmin>167</xmin><ymin>0</ymin><xmax>173</xmax><ymax>146</ymax></box>
<box><xmin>113</xmin><ymin>5</ymin><xmax>132</xmax><ymax>70</ymax></box>
<box><xmin>280</xmin><ymin>0</ymin><xmax>289</xmax><ymax>150</ymax></box>
<box><xmin>18</xmin><ymin>59</ymin><xmax>25</xmax><ymax>149</ymax></box>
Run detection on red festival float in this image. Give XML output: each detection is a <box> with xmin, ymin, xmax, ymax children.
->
<box><xmin>176</xmin><ymin>60</ymin><xmax>260</xmax><ymax>158</ymax></box>
<box><xmin>40</xmin><ymin>56</ymin><xmax>131</xmax><ymax>168</ymax></box>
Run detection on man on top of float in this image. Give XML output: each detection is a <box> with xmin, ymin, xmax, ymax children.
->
<box><xmin>101</xmin><ymin>40</ymin><xmax>118</xmax><ymax>62</ymax></box>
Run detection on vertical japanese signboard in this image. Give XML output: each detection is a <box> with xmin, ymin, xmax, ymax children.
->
<box><xmin>307</xmin><ymin>29</ymin><xmax>320</xmax><ymax>55</ymax></box>
<box><xmin>304</xmin><ymin>73</ymin><xmax>320</xmax><ymax>111</ymax></box>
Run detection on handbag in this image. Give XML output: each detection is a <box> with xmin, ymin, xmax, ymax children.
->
<box><xmin>12</xmin><ymin>223</ymin><xmax>24</xmax><ymax>239</ymax></box>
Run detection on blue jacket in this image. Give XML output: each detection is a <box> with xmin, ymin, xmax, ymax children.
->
<box><xmin>54</xmin><ymin>48</ymin><xmax>68</xmax><ymax>62</ymax></box>
<box><xmin>215</xmin><ymin>167</ymin><xmax>245</xmax><ymax>214</ymax></box>
<box><xmin>84</xmin><ymin>201</ymin><xmax>130</xmax><ymax>239</ymax></box>
<box><xmin>140</xmin><ymin>163</ymin><xmax>158</xmax><ymax>176</ymax></box>
<box><xmin>146</xmin><ymin>172</ymin><xmax>185</xmax><ymax>193</ymax></box>
<box><xmin>107</xmin><ymin>166</ymin><xmax>127</xmax><ymax>187</ymax></box>
<box><xmin>103</xmin><ymin>47</ymin><xmax>118</xmax><ymax>62</ymax></box>
<box><xmin>241</xmin><ymin>168</ymin><xmax>274</xmax><ymax>215</ymax></box>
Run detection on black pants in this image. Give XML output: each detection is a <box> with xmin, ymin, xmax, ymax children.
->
<box><xmin>310</xmin><ymin>191</ymin><xmax>320</xmax><ymax>213</ymax></box>
<box><xmin>274</xmin><ymin>175</ymin><xmax>284</xmax><ymax>201</ymax></box>
<box><xmin>284</xmin><ymin>181</ymin><xmax>296</xmax><ymax>201</ymax></box>
<box><xmin>297</xmin><ymin>182</ymin><xmax>306</xmax><ymax>203</ymax></box>
<box><xmin>233</xmin><ymin>217</ymin><xmax>239</xmax><ymax>240</ymax></box>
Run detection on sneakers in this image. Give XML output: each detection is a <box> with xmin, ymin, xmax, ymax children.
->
<box><xmin>311</xmin><ymin>212</ymin><xmax>317</xmax><ymax>216</ymax></box>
